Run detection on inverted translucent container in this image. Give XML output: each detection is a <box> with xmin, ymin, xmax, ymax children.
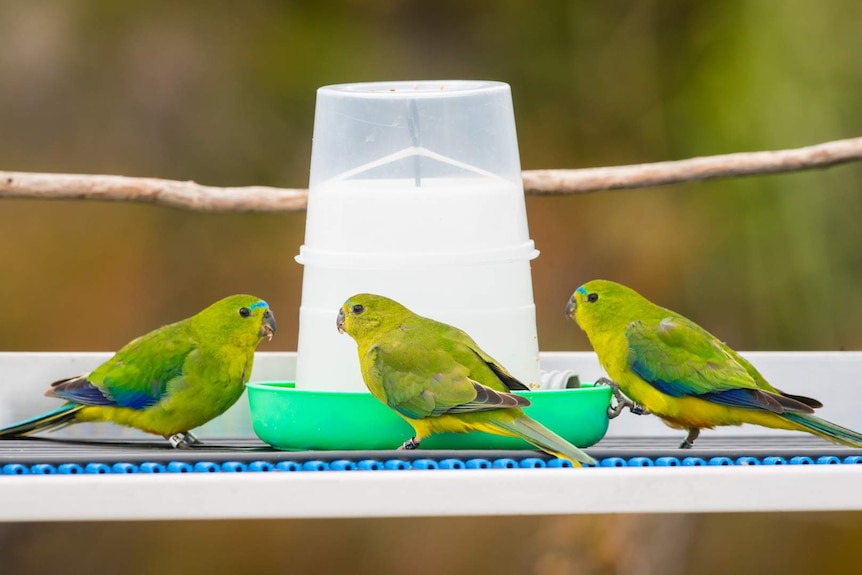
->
<box><xmin>296</xmin><ymin>80</ymin><xmax>541</xmax><ymax>391</ymax></box>
<box><xmin>308</xmin><ymin>80</ymin><xmax>523</xmax><ymax>188</ymax></box>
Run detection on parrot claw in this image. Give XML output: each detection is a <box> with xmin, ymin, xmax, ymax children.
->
<box><xmin>596</xmin><ymin>377</ymin><xmax>641</xmax><ymax>419</ymax></box>
<box><xmin>607</xmin><ymin>402</ymin><xmax>627</xmax><ymax>419</ymax></box>
<box><xmin>399</xmin><ymin>437</ymin><xmax>420</xmax><ymax>450</ymax></box>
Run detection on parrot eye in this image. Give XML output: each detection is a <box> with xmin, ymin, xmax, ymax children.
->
<box><xmin>238</xmin><ymin>307</ymin><xmax>251</xmax><ymax>318</ymax></box>
<box><xmin>587</xmin><ymin>293</ymin><xmax>599</xmax><ymax>303</ymax></box>
<box><xmin>352</xmin><ymin>304</ymin><xmax>365</xmax><ymax>314</ymax></box>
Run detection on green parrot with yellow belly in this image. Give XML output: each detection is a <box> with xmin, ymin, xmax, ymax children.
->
<box><xmin>567</xmin><ymin>279</ymin><xmax>862</xmax><ymax>448</ymax></box>
<box><xmin>0</xmin><ymin>294</ymin><xmax>276</xmax><ymax>447</ymax></box>
<box><xmin>338</xmin><ymin>293</ymin><xmax>596</xmax><ymax>466</ymax></box>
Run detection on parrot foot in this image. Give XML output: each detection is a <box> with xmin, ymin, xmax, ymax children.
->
<box><xmin>679</xmin><ymin>428</ymin><xmax>700</xmax><ymax>449</ymax></box>
<box><xmin>165</xmin><ymin>432</ymin><xmax>202</xmax><ymax>449</ymax></box>
<box><xmin>399</xmin><ymin>437</ymin><xmax>421</xmax><ymax>450</ymax></box>
<box><xmin>596</xmin><ymin>377</ymin><xmax>643</xmax><ymax>419</ymax></box>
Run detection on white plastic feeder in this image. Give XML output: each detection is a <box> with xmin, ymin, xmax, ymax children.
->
<box><xmin>295</xmin><ymin>80</ymin><xmax>541</xmax><ymax>391</ymax></box>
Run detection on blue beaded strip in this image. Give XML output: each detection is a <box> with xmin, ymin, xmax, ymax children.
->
<box><xmin>596</xmin><ymin>455</ymin><xmax>862</xmax><ymax>468</ymax></box>
<box><xmin>4</xmin><ymin>455</ymin><xmax>862</xmax><ymax>475</ymax></box>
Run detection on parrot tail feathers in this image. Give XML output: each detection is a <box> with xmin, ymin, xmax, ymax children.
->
<box><xmin>0</xmin><ymin>404</ymin><xmax>84</xmax><ymax>438</ymax></box>
<box><xmin>488</xmin><ymin>414</ymin><xmax>597</xmax><ymax>467</ymax></box>
<box><xmin>782</xmin><ymin>412</ymin><xmax>862</xmax><ymax>448</ymax></box>
<box><xmin>778</xmin><ymin>391</ymin><xmax>823</xmax><ymax>410</ymax></box>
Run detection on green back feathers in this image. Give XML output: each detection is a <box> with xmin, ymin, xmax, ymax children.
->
<box><xmin>340</xmin><ymin>293</ymin><xmax>594</xmax><ymax>466</ymax></box>
<box><xmin>94</xmin><ymin>294</ymin><xmax>273</xmax><ymax>396</ymax></box>
<box><xmin>570</xmin><ymin>279</ymin><xmax>818</xmax><ymax>413</ymax></box>
<box><xmin>340</xmin><ymin>293</ymin><xmax>528</xmax><ymax>395</ymax></box>
<box><xmin>2</xmin><ymin>294</ymin><xmax>277</xmax><ymax>440</ymax></box>
<box><xmin>339</xmin><ymin>293</ymin><xmax>532</xmax><ymax>414</ymax></box>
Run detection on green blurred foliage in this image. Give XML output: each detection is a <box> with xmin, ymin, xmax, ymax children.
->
<box><xmin>2</xmin><ymin>1</ymin><xmax>862</xmax><ymax>571</ymax></box>
<box><xmin>1</xmin><ymin>0</ymin><xmax>861</xmax><ymax>353</ymax></box>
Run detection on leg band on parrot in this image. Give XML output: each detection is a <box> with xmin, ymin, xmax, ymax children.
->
<box><xmin>183</xmin><ymin>431</ymin><xmax>203</xmax><ymax>445</ymax></box>
<box><xmin>399</xmin><ymin>437</ymin><xmax>421</xmax><ymax>450</ymax></box>
<box><xmin>630</xmin><ymin>403</ymin><xmax>649</xmax><ymax>416</ymax></box>
<box><xmin>166</xmin><ymin>433</ymin><xmax>189</xmax><ymax>449</ymax></box>
<box><xmin>679</xmin><ymin>428</ymin><xmax>700</xmax><ymax>449</ymax></box>
<box><xmin>165</xmin><ymin>432</ymin><xmax>202</xmax><ymax>449</ymax></box>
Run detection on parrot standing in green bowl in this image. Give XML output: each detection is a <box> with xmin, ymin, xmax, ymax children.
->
<box><xmin>0</xmin><ymin>294</ymin><xmax>276</xmax><ymax>448</ymax></box>
<box><xmin>337</xmin><ymin>293</ymin><xmax>596</xmax><ymax>467</ymax></box>
<box><xmin>568</xmin><ymin>279</ymin><xmax>862</xmax><ymax>449</ymax></box>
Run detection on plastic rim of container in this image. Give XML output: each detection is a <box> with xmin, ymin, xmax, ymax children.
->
<box><xmin>247</xmin><ymin>381</ymin><xmax>609</xmax><ymax>397</ymax></box>
<box><xmin>318</xmin><ymin>80</ymin><xmax>510</xmax><ymax>99</ymax></box>
<box><xmin>295</xmin><ymin>240</ymin><xmax>539</xmax><ymax>269</ymax></box>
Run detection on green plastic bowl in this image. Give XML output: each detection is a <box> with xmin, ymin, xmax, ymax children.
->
<box><xmin>247</xmin><ymin>381</ymin><xmax>611</xmax><ymax>451</ymax></box>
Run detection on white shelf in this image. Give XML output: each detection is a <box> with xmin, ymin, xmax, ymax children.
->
<box><xmin>3</xmin><ymin>465</ymin><xmax>862</xmax><ymax>522</ymax></box>
<box><xmin>2</xmin><ymin>351</ymin><xmax>862</xmax><ymax>521</ymax></box>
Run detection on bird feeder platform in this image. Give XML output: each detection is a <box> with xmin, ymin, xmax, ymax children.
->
<box><xmin>1</xmin><ymin>351</ymin><xmax>861</xmax><ymax>521</ymax></box>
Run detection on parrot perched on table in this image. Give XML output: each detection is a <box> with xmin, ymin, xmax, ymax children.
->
<box><xmin>567</xmin><ymin>279</ymin><xmax>862</xmax><ymax>449</ymax></box>
<box><xmin>337</xmin><ymin>293</ymin><xmax>596</xmax><ymax>467</ymax></box>
<box><xmin>0</xmin><ymin>294</ymin><xmax>276</xmax><ymax>448</ymax></box>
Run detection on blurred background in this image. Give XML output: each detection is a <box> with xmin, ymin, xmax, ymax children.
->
<box><xmin>1</xmin><ymin>1</ymin><xmax>861</xmax><ymax>573</ymax></box>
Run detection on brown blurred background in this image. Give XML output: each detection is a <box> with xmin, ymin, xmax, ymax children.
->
<box><xmin>2</xmin><ymin>1</ymin><xmax>861</xmax><ymax>573</ymax></box>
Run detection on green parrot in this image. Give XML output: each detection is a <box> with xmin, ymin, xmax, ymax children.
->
<box><xmin>567</xmin><ymin>279</ymin><xmax>862</xmax><ymax>448</ymax></box>
<box><xmin>0</xmin><ymin>294</ymin><xmax>276</xmax><ymax>448</ymax></box>
<box><xmin>337</xmin><ymin>293</ymin><xmax>596</xmax><ymax>466</ymax></box>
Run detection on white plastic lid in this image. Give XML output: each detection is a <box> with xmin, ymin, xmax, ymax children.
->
<box><xmin>309</xmin><ymin>80</ymin><xmax>522</xmax><ymax>187</ymax></box>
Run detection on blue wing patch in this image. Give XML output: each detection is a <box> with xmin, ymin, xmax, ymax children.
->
<box><xmin>49</xmin><ymin>377</ymin><xmax>161</xmax><ymax>410</ymax></box>
<box><xmin>630</xmin><ymin>360</ymin><xmax>784</xmax><ymax>413</ymax></box>
<box><xmin>106</xmin><ymin>388</ymin><xmax>162</xmax><ymax>410</ymax></box>
<box><xmin>629</xmin><ymin>361</ymin><xmax>689</xmax><ymax>397</ymax></box>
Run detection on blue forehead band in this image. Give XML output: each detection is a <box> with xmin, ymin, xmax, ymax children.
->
<box><xmin>250</xmin><ymin>300</ymin><xmax>269</xmax><ymax>310</ymax></box>
<box><xmin>576</xmin><ymin>286</ymin><xmax>588</xmax><ymax>296</ymax></box>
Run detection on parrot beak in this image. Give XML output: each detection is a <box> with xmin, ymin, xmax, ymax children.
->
<box><xmin>336</xmin><ymin>307</ymin><xmax>346</xmax><ymax>334</ymax></box>
<box><xmin>260</xmin><ymin>309</ymin><xmax>277</xmax><ymax>341</ymax></box>
<box><xmin>565</xmin><ymin>295</ymin><xmax>577</xmax><ymax>319</ymax></box>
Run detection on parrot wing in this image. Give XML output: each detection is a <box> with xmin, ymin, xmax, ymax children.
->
<box><xmin>725</xmin><ymin>346</ymin><xmax>824</xmax><ymax>409</ymax></box>
<box><xmin>437</xmin><ymin>324</ymin><xmax>531</xmax><ymax>391</ymax></box>
<box><xmin>626</xmin><ymin>317</ymin><xmax>813</xmax><ymax>414</ymax></box>
<box><xmin>48</xmin><ymin>325</ymin><xmax>198</xmax><ymax>410</ymax></box>
<box><xmin>366</xmin><ymin>341</ymin><xmax>529</xmax><ymax>420</ymax></box>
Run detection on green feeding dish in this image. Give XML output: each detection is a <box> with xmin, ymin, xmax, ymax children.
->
<box><xmin>247</xmin><ymin>381</ymin><xmax>611</xmax><ymax>451</ymax></box>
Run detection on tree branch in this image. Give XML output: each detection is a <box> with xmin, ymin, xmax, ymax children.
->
<box><xmin>0</xmin><ymin>172</ymin><xmax>308</xmax><ymax>213</ymax></box>
<box><xmin>2</xmin><ymin>136</ymin><xmax>860</xmax><ymax>212</ymax></box>
<box><xmin>522</xmin><ymin>136</ymin><xmax>862</xmax><ymax>194</ymax></box>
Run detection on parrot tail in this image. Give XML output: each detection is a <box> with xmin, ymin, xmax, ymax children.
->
<box><xmin>0</xmin><ymin>404</ymin><xmax>84</xmax><ymax>438</ymax></box>
<box><xmin>782</xmin><ymin>412</ymin><xmax>862</xmax><ymax>448</ymax></box>
<box><xmin>488</xmin><ymin>414</ymin><xmax>597</xmax><ymax>467</ymax></box>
